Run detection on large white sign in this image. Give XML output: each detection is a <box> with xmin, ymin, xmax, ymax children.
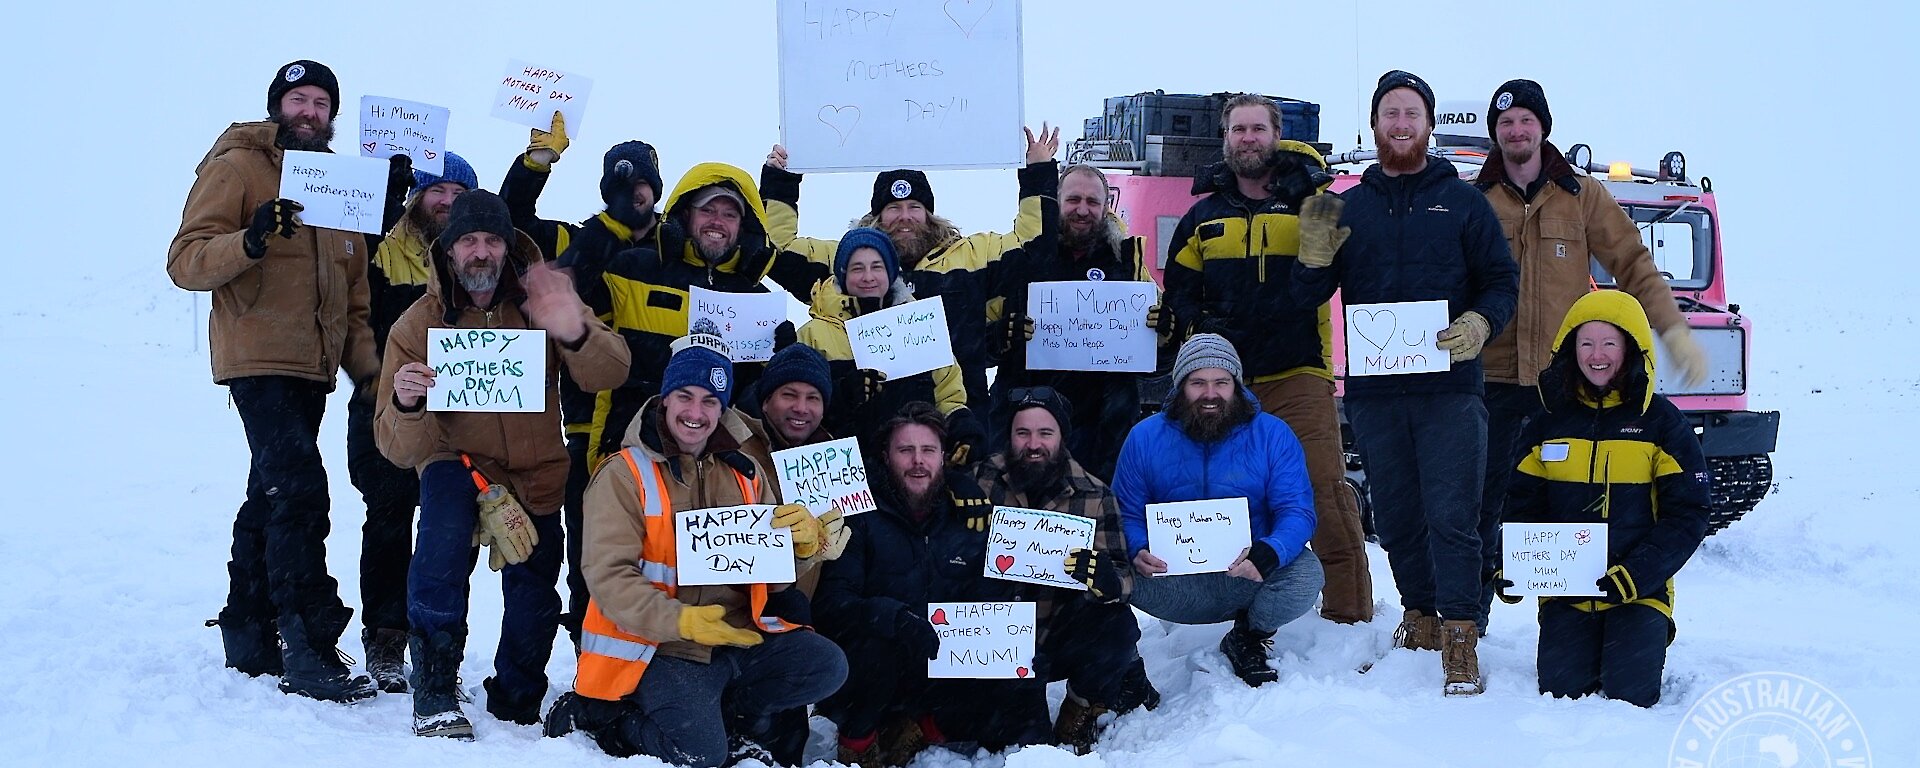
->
<box><xmin>691</xmin><ymin>287</ymin><xmax>785</xmax><ymax>363</ymax></box>
<box><xmin>358</xmin><ymin>96</ymin><xmax>450</xmax><ymax>175</ymax></box>
<box><xmin>491</xmin><ymin>59</ymin><xmax>592</xmax><ymax>133</ymax></box>
<box><xmin>1025</xmin><ymin>280</ymin><xmax>1157</xmax><ymax>372</ymax></box>
<box><xmin>772</xmin><ymin>437</ymin><xmax>876</xmax><ymax>517</ymax></box>
<box><xmin>774</xmin><ymin>0</ymin><xmax>1025</xmax><ymax>171</ymax></box>
<box><xmin>1502</xmin><ymin>522</ymin><xmax>1608</xmax><ymax>597</ymax></box>
<box><xmin>425</xmin><ymin>328</ymin><xmax>547</xmax><ymax>413</ymax></box>
<box><xmin>1145</xmin><ymin>497</ymin><xmax>1251</xmax><ymax>577</ymax></box>
<box><xmin>278</xmin><ymin>150</ymin><xmax>388</xmax><ymax>236</ymax></box>
<box><xmin>1345</xmin><ymin>300</ymin><xmax>1451</xmax><ymax>377</ymax></box>
<box><xmin>984</xmin><ymin>506</ymin><xmax>1096</xmax><ymax>590</ymax></box>
<box><xmin>926</xmin><ymin>601</ymin><xmax>1037</xmax><ymax>679</ymax></box>
<box><xmin>843</xmin><ymin>297</ymin><xmax>955</xmax><ymax>380</ymax></box>
<box><xmin>675</xmin><ymin>504</ymin><xmax>797</xmax><ymax>587</ymax></box>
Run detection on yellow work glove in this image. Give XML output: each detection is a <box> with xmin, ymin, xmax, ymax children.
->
<box><xmin>678</xmin><ymin>604</ymin><xmax>763</xmax><ymax>648</ymax></box>
<box><xmin>1296</xmin><ymin>193</ymin><xmax>1350</xmax><ymax>269</ymax></box>
<box><xmin>525</xmin><ymin>111</ymin><xmax>570</xmax><ymax>169</ymax></box>
<box><xmin>1660</xmin><ymin>325</ymin><xmax>1708</xmax><ymax>388</ymax></box>
<box><xmin>1436</xmin><ymin>311</ymin><xmax>1492</xmax><ymax>363</ymax></box>
<box><xmin>817</xmin><ymin>506</ymin><xmax>852</xmax><ymax>562</ymax></box>
<box><xmin>476</xmin><ymin>484</ymin><xmax>538</xmax><ymax>571</ymax></box>
<box><xmin>773</xmin><ymin>503</ymin><xmax>824</xmax><ymax>559</ymax></box>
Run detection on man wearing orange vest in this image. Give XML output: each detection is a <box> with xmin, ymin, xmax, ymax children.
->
<box><xmin>544</xmin><ymin>336</ymin><xmax>850</xmax><ymax>767</ymax></box>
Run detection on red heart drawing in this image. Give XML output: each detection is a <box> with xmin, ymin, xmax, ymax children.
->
<box><xmin>929</xmin><ymin>608</ymin><xmax>948</xmax><ymax>626</ymax></box>
<box><xmin>423</xmin><ymin>149</ymin><xmax>438</xmax><ymax>159</ymax></box>
<box><xmin>361</xmin><ymin>141</ymin><xmax>377</xmax><ymax>153</ymax></box>
<box><xmin>1016</xmin><ymin>666</ymin><xmax>1030</xmax><ymax>678</ymax></box>
<box><xmin>994</xmin><ymin>555</ymin><xmax>1015</xmax><ymax>574</ymax></box>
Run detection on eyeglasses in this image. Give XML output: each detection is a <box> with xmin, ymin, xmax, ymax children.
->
<box><xmin>1009</xmin><ymin>386</ymin><xmax>1058</xmax><ymax>406</ymax></box>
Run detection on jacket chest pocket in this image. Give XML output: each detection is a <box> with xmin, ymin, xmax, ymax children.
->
<box><xmin>1194</xmin><ymin>221</ymin><xmax>1238</xmax><ymax>260</ymax></box>
<box><xmin>1539</xmin><ymin>218</ymin><xmax>1586</xmax><ymax>259</ymax></box>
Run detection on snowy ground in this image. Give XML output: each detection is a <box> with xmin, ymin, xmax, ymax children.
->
<box><xmin>3</xmin><ymin>267</ymin><xmax>1914</xmax><ymax>767</ymax></box>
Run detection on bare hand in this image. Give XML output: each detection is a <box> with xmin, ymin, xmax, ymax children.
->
<box><xmin>1024</xmin><ymin>123</ymin><xmax>1060</xmax><ymax>165</ymax></box>
<box><xmin>1226</xmin><ymin>547</ymin><xmax>1262</xmax><ymax>582</ymax></box>
<box><xmin>766</xmin><ymin>144</ymin><xmax>789</xmax><ymax>170</ymax></box>
<box><xmin>1132</xmin><ymin>549</ymin><xmax>1168</xmax><ymax>577</ymax></box>
<box><xmin>393</xmin><ymin>361</ymin><xmax>437</xmax><ymax>408</ymax></box>
<box><xmin>521</xmin><ymin>262</ymin><xmax>587</xmax><ymax>346</ymax></box>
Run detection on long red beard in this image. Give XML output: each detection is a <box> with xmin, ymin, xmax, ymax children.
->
<box><xmin>1375</xmin><ymin>125</ymin><xmax>1432</xmax><ymax>175</ymax></box>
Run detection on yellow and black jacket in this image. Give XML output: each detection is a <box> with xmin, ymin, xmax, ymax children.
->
<box><xmin>1505</xmin><ymin>290</ymin><xmax>1710</xmax><ymax>628</ymax></box>
<box><xmin>587</xmin><ymin>163</ymin><xmax>783</xmax><ymax>465</ymax></box>
<box><xmin>1163</xmin><ymin>141</ymin><xmax>1334</xmax><ymax>383</ymax></box>
<box><xmin>797</xmin><ymin>277</ymin><xmax>968</xmax><ymax>442</ymax></box>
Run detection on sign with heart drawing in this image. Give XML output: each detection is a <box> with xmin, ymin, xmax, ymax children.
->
<box><xmin>1344</xmin><ymin>300</ymin><xmax>1451</xmax><ymax>376</ymax></box>
<box><xmin>925</xmin><ymin>601</ymin><xmax>1036</xmax><ymax>679</ymax></box>
<box><xmin>983</xmin><ymin>506</ymin><xmax>1096</xmax><ymax>590</ymax></box>
<box><xmin>1025</xmin><ymin>281</ymin><xmax>1158</xmax><ymax>372</ymax></box>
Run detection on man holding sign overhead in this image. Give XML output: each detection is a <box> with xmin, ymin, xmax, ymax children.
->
<box><xmin>1290</xmin><ymin>71</ymin><xmax>1518</xmax><ymax>696</ymax></box>
<box><xmin>1111</xmin><ymin>335</ymin><xmax>1325</xmax><ymax>688</ymax></box>
<box><xmin>376</xmin><ymin>190</ymin><xmax>629</xmax><ymax>738</ymax></box>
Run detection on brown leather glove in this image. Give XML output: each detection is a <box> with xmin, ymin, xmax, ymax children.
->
<box><xmin>1436</xmin><ymin>311</ymin><xmax>1492</xmax><ymax>363</ymax></box>
<box><xmin>475</xmin><ymin>484</ymin><xmax>538</xmax><ymax>571</ymax></box>
<box><xmin>1296</xmin><ymin>193</ymin><xmax>1349</xmax><ymax>269</ymax></box>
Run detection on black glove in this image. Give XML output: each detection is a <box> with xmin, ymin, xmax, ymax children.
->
<box><xmin>1146</xmin><ymin>304</ymin><xmax>1180</xmax><ymax>336</ymax></box>
<box><xmin>952</xmin><ymin>490</ymin><xmax>993</xmax><ymax>533</ymax></box>
<box><xmin>1065</xmin><ymin>548</ymin><xmax>1124</xmax><ymax>600</ymax></box>
<box><xmin>989</xmin><ymin>313</ymin><xmax>1035</xmax><ymax>359</ymax></box>
<box><xmin>773</xmin><ymin>320</ymin><xmax>797</xmax><ymax>353</ymax></box>
<box><xmin>1597</xmin><ymin>565</ymin><xmax>1638</xmax><ymax>604</ymax></box>
<box><xmin>1265</xmin><ymin>150</ymin><xmax>1332</xmax><ymax>208</ymax></box>
<box><xmin>833</xmin><ymin>368</ymin><xmax>885</xmax><ymax>411</ymax></box>
<box><xmin>893</xmin><ymin>607</ymin><xmax>940</xmax><ymax>660</ymax></box>
<box><xmin>1491</xmin><ymin>570</ymin><xmax>1522</xmax><ymax>605</ymax></box>
<box><xmin>1244</xmin><ymin>540</ymin><xmax>1280</xmax><ymax>579</ymax></box>
<box><xmin>382</xmin><ymin>154</ymin><xmax>413</xmax><ymax>231</ymax></box>
<box><xmin>945</xmin><ymin>408</ymin><xmax>986</xmax><ymax>467</ymax></box>
<box><xmin>243</xmin><ymin>199</ymin><xmax>304</xmax><ymax>259</ymax></box>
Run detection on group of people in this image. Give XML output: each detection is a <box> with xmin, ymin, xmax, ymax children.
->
<box><xmin>167</xmin><ymin>58</ymin><xmax>1716</xmax><ymax>766</ymax></box>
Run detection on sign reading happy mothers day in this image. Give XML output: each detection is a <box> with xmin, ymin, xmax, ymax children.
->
<box><xmin>426</xmin><ymin>329</ymin><xmax>546</xmax><ymax>413</ymax></box>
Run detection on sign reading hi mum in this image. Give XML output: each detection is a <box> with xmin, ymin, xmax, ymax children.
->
<box><xmin>278</xmin><ymin>150</ymin><xmax>388</xmax><ymax>236</ymax></box>
<box><xmin>772</xmin><ymin>437</ymin><xmax>876</xmax><ymax>517</ymax></box>
<box><xmin>1025</xmin><ymin>280</ymin><xmax>1157</xmax><ymax>372</ymax></box>
<box><xmin>926</xmin><ymin>601</ymin><xmax>1037</xmax><ymax>679</ymax></box>
<box><xmin>1145</xmin><ymin>497</ymin><xmax>1251</xmax><ymax>576</ymax></box>
<box><xmin>426</xmin><ymin>328</ymin><xmax>546</xmax><ymax>413</ymax></box>
<box><xmin>1344</xmin><ymin>300</ymin><xmax>1450</xmax><ymax>376</ymax></box>
<box><xmin>358</xmin><ymin>95</ymin><xmax>450</xmax><ymax>175</ymax></box>
<box><xmin>675</xmin><ymin>504</ymin><xmax>796</xmax><ymax>587</ymax></box>
<box><xmin>1502</xmin><ymin>522</ymin><xmax>1608</xmax><ymax>597</ymax></box>
<box><xmin>984</xmin><ymin>506</ymin><xmax>1095</xmax><ymax>590</ymax></box>
<box><xmin>843</xmin><ymin>297</ymin><xmax>954</xmax><ymax>380</ymax></box>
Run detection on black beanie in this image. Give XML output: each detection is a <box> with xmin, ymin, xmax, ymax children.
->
<box><xmin>1006</xmin><ymin>386</ymin><xmax>1074</xmax><ymax>443</ymax></box>
<box><xmin>1487</xmin><ymin>79</ymin><xmax>1552</xmax><ymax>139</ymax></box>
<box><xmin>601</xmin><ymin>141</ymin><xmax>664</xmax><ymax>202</ymax></box>
<box><xmin>1370</xmin><ymin>69</ymin><xmax>1435</xmax><ymax>127</ymax></box>
<box><xmin>438</xmin><ymin>189</ymin><xmax>516</xmax><ymax>250</ymax></box>
<box><xmin>870</xmin><ymin>170</ymin><xmax>934</xmax><ymax>217</ymax></box>
<box><xmin>756</xmin><ymin>343</ymin><xmax>834</xmax><ymax>406</ymax></box>
<box><xmin>267</xmin><ymin>60</ymin><xmax>341</xmax><ymax>119</ymax></box>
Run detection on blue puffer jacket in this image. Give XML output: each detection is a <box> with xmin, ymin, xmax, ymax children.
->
<box><xmin>1111</xmin><ymin>407</ymin><xmax>1316</xmax><ymax>569</ymax></box>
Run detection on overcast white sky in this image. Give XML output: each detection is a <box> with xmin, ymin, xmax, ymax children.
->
<box><xmin>3</xmin><ymin>0</ymin><xmax>1913</xmax><ymax>343</ymax></box>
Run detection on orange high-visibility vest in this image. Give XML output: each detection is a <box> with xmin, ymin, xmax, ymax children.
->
<box><xmin>574</xmin><ymin>448</ymin><xmax>800</xmax><ymax>701</ymax></box>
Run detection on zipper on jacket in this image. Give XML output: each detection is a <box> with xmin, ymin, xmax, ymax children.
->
<box><xmin>1586</xmin><ymin>406</ymin><xmax>1604</xmax><ymax>519</ymax></box>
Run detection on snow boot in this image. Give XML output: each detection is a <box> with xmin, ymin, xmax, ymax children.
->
<box><xmin>1393</xmin><ymin>609</ymin><xmax>1443</xmax><ymax>651</ymax></box>
<box><xmin>363</xmin><ymin>627</ymin><xmax>409</xmax><ymax>694</ymax></box>
<box><xmin>209</xmin><ymin>610</ymin><xmax>282</xmax><ymax>677</ymax></box>
<box><xmin>1113</xmin><ymin>657</ymin><xmax>1162</xmax><ymax>713</ymax></box>
<box><xmin>1441</xmin><ymin>619</ymin><xmax>1485</xmax><ymax>696</ymax></box>
<box><xmin>1053</xmin><ymin>687</ymin><xmax>1109</xmax><ymax>755</ymax></box>
<box><xmin>722</xmin><ymin>732</ymin><xmax>777</xmax><ymax>767</ymax></box>
<box><xmin>835</xmin><ymin>731</ymin><xmax>883</xmax><ymax>768</ymax></box>
<box><xmin>1218</xmin><ymin>616</ymin><xmax>1279</xmax><ymax>687</ymax></box>
<box><xmin>877</xmin><ymin>713</ymin><xmax>931</xmax><ymax>767</ymax></box>
<box><xmin>483</xmin><ymin>675</ymin><xmax>543</xmax><ymax>726</ymax></box>
<box><xmin>277</xmin><ymin>608</ymin><xmax>376</xmax><ymax>703</ymax></box>
<box><xmin>544</xmin><ymin>691</ymin><xmax>641</xmax><ymax>756</ymax></box>
<box><xmin>410</xmin><ymin>631</ymin><xmax>474</xmax><ymax>739</ymax></box>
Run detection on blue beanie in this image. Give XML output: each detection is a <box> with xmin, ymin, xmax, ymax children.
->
<box><xmin>411</xmin><ymin>152</ymin><xmax>477</xmax><ymax>197</ymax></box>
<box><xmin>756</xmin><ymin>343</ymin><xmax>833</xmax><ymax>405</ymax></box>
<box><xmin>834</xmin><ymin>227</ymin><xmax>900</xmax><ymax>293</ymax></box>
<box><xmin>662</xmin><ymin>321</ymin><xmax>735</xmax><ymax>407</ymax></box>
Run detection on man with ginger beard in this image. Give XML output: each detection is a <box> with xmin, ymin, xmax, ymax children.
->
<box><xmin>972</xmin><ymin>388</ymin><xmax>1157</xmax><ymax>753</ymax></box>
<box><xmin>1290</xmin><ymin>70</ymin><xmax>1518</xmax><ymax>696</ymax></box>
<box><xmin>1111</xmin><ymin>335</ymin><xmax>1325</xmax><ymax>689</ymax></box>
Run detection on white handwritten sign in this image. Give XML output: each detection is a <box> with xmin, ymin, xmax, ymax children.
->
<box><xmin>772</xmin><ymin>437</ymin><xmax>876</xmax><ymax>517</ymax></box>
<box><xmin>1025</xmin><ymin>280</ymin><xmax>1156</xmax><ymax>372</ymax></box>
<box><xmin>426</xmin><ymin>328</ymin><xmax>547</xmax><ymax>413</ymax></box>
<box><xmin>926</xmin><ymin>601</ymin><xmax>1037</xmax><ymax>679</ymax></box>
<box><xmin>984</xmin><ymin>506</ymin><xmax>1095</xmax><ymax>590</ymax></box>
<box><xmin>278</xmin><ymin>150</ymin><xmax>387</xmax><ymax>236</ymax></box>
<box><xmin>491</xmin><ymin>59</ymin><xmax>592</xmax><ymax>133</ymax></box>
<box><xmin>1146</xmin><ymin>497</ymin><xmax>1251</xmax><ymax>576</ymax></box>
<box><xmin>774</xmin><ymin>0</ymin><xmax>1025</xmax><ymax>171</ymax></box>
<box><xmin>675</xmin><ymin>504</ymin><xmax>797</xmax><ymax>586</ymax></box>
<box><xmin>1345</xmin><ymin>300</ymin><xmax>1450</xmax><ymax>376</ymax></box>
<box><xmin>358</xmin><ymin>96</ymin><xmax>450</xmax><ymax>175</ymax></box>
<box><xmin>843</xmin><ymin>297</ymin><xmax>954</xmax><ymax>380</ymax></box>
<box><xmin>690</xmin><ymin>287</ymin><xmax>785</xmax><ymax>363</ymax></box>
<box><xmin>1502</xmin><ymin>523</ymin><xmax>1608</xmax><ymax>597</ymax></box>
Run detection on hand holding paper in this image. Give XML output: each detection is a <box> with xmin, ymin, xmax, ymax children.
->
<box><xmin>1436</xmin><ymin>311</ymin><xmax>1492</xmax><ymax>363</ymax></box>
<box><xmin>244</xmin><ymin>199</ymin><xmax>304</xmax><ymax>259</ymax></box>
<box><xmin>527</xmin><ymin>112</ymin><xmax>570</xmax><ymax>167</ymax></box>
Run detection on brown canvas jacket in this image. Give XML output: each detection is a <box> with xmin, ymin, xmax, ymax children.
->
<box><xmin>166</xmin><ymin>121</ymin><xmax>378</xmax><ymax>387</ymax></box>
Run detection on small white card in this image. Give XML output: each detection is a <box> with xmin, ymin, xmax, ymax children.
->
<box><xmin>425</xmin><ymin>328</ymin><xmax>547</xmax><ymax>412</ymax></box>
<box><xmin>674</xmin><ymin>504</ymin><xmax>796</xmax><ymax>586</ymax></box>
<box><xmin>984</xmin><ymin>506</ymin><xmax>1097</xmax><ymax>591</ymax></box>
<box><xmin>1344</xmin><ymin>300</ymin><xmax>1451</xmax><ymax>376</ymax></box>
<box><xmin>925</xmin><ymin>602</ymin><xmax>1037</xmax><ymax>679</ymax></box>
<box><xmin>278</xmin><ymin>150</ymin><xmax>389</xmax><ymax>236</ymax></box>
<box><xmin>1502</xmin><ymin>523</ymin><xmax>1609</xmax><ymax>597</ymax></box>
<box><xmin>1541</xmin><ymin>442</ymin><xmax>1571</xmax><ymax>462</ymax></box>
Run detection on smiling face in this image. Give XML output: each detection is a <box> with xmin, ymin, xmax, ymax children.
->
<box><xmin>1223</xmin><ymin>104</ymin><xmax>1278</xmax><ymax>177</ymax></box>
<box><xmin>663</xmin><ymin>385</ymin><xmax>722</xmax><ymax>455</ymax></box>
<box><xmin>418</xmin><ymin>182</ymin><xmax>465</xmax><ymax>227</ymax></box>
<box><xmin>1373</xmin><ymin>87</ymin><xmax>1432</xmax><ymax>174</ymax></box>
<box><xmin>877</xmin><ymin>199</ymin><xmax>929</xmax><ymax>238</ymax></box>
<box><xmin>1573</xmin><ymin>321</ymin><xmax>1629</xmax><ymax>389</ymax></box>
<box><xmin>449</xmin><ymin>232</ymin><xmax>506</xmax><ymax>296</ymax></box>
<box><xmin>628</xmin><ymin>181</ymin><xmax>658</xmax><ymax>219</ymax></box>
<box><xmin>687</xmin><ymin>195</ymin><xmax>742</xmax><ymax>261</ymax></box>
<box><xmin>1009</xmin><ymin>406</ymin><xmax>1063</xmax><ymax>468</ymax></box>
<box><xmin>1058</xmin><ymin>169</ymin><xmax>1107</xmax><ymax>241</ymax></box>
<box><xmin>272</xmin><ymin>84</ymin><xmax>334</xmax><ymax>151</ymax></box>
<box><xmin>761</xmin><ymin>382</ymin><xmax>823</xmax><ymax>446</ymax></box>
<box><xmin>886</xmin><ymin>423</ymin><xmax>944</xmax><ymax>501</ymax></box>
<box><xmin>842</xmin><ymin>246</ymin><xmax>890</xmax><ymax>298</ymax></box>
<box><xmin>1495</xmin><ymin>106</ymin><xmax>1543</xmax><ymax>166</ymax></box>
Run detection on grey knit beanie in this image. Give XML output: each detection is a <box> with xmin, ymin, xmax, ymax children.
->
<box><xmin>1172</xmin><ymin>333</ymin><xmax>1243</xmax><ymax>388</ymax></box>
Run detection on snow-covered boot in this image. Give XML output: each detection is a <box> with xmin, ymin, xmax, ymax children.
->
<box><xmin>1053</xmin><ymin>687</ymin><xmax>1109</xmax><ymax>755</ymax></box>
<box><xmin>1218</xmin><ymin>616</ymin><xmax>1279</xmax><ymax>687</ymax></box>
<box><xmin>410</xmin><ymin>631</ymin><xmax>474</xmax><ymax>739</ymax></box>
<box><xmin>277</xmin><ymin>608</ymin><xmax>376</xmax><ymax>703</ymax></box>
<box><xmin>363</xmin><ymin>627</ymin><xmax>409</xmax><ymax>694</ymax></box>
<box><xmin>1441</xmin><ymin>620</ymin><xmax>1485</xmax><ymax>696</ymax></box>
<box><xmin>1393</xmin><ymin>609</ymin><xmax>1443</xmax><ymax>651</ymax></box>
<box><xmin>483</xmin><ymin>675</ymin><xmax>543</xmax><ymax>725</ymax></box>
<box><xmin>209</xmin><ymin>610</ymin><xmax>282</xmax><ymax>677</ymax></box>
<box><xmin>1113</xmin><ymin>657</ymin><xmax>1162</xmax><ymax>713</ymax></box>
<box><xmin>721</xmin><ymin>732</ymin><xmax>777</xmax><ymax>767</ymax></box>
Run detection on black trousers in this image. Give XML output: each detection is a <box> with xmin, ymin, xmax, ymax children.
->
<box><xmin>560</xmin><ymin>432</ymin><xmax>592</xmax><ymax>646</ymax></box>
<box><xmin>224</xmin><ymin>376</ymin><xmax>348</xmax><ymax>629</ymax></box>
<box><xmin>345</xmin><ymin>384</ymin><xmax>418</xmax><ymax>634</ymax></box>
<box><xmin>1536</xmin><ymin>599</ymin><xmax>1669</xmax><ymax>708</ymax></box>
<box><xmin>1034</xmin><ymin>599</ymin><xmax>1144</xmax><ymax>707</ymax></box>
<box><xmin>1478</xmin><ymin>383</ymin><xmax>1544</xmax><ymax>627</ymax></box>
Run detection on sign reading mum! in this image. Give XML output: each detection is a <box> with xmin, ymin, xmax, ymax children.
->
<box><xmin>843</xmin><ymin>297</ymin><xmax>954</xmax><ymax>380</ymax></box>
<box><xmin>925</xmin><ymin>601</ymin><xmax>1037</xmax><ymax>679</ymax></box>
<box><xmin>426</xmin><ymin>329</ymin><xmax>546</xmax><ymax>413</ymax></box>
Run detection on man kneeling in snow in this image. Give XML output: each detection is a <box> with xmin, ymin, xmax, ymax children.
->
<box><xmin>1112</xmin><ymin>334</ymin><xmax>1325</xmax><ymax>687</ymax></box>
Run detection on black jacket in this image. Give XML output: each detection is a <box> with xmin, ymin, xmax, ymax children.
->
<box><xmin>1291</xmin><ymin>157</ymin><xmax>1518</xmax><ymax>398</ymax></box>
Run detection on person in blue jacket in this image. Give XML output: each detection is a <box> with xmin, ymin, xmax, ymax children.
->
<box><xmin>1112</xmin><ymin>334</ymin><xmax>1324</xmax><ymax>687</ymax></box>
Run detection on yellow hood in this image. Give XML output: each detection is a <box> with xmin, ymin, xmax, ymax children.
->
<box><xmin>1552</xmin><ymin>290</ymin><xmax>1656</xmax><ymax>412</ymax></box>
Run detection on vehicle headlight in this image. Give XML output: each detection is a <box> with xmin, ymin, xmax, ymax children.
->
<box><xmin>1655</xmin><ymin>326</ymin><xmax>1745</xmax><ymax>396</ymax></box>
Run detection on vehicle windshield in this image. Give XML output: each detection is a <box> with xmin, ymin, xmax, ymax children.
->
<box><xmin>1590</xmin><ymin>204</ymin><xmax>1714</xmax><ymax>291</ymax></box>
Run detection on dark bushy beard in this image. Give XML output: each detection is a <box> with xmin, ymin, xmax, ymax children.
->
<box><xmin>889</xmin><ymin>222</ymin><xmax>946</xmax><ymax>269</ymax></box>
<box><xmin>1168</xmin><ymin>389</ymin><xmax>1257</xmax><ymax>443</ymax></box>
<box><xmin>272</xmin><ymin>111</ymin><xmax>334</xmax><ymax>152</ymax></box>
<box><xmin>899</xmin><ymin>469</ymin><xmax>947</xmax><ymax>519</ymax></box>
<box><xmin>1375</xmin><ymin>124</ymin><xmax>1431</xmax><ymax>175</ymax></box>
<box><xmin>1005</xmin><ymin>446</ymin><xmax>1069</xmax><ymax>499</ymax></box>
<box><xmin>406</xmin><ymin>200</ymin><xmax>447</xmax><ymax>242</ymax></box>
<box><xmin>1059</xmin><ymin>213</ymin><xmax>1120</xmax><ymax>256</ymax></box>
